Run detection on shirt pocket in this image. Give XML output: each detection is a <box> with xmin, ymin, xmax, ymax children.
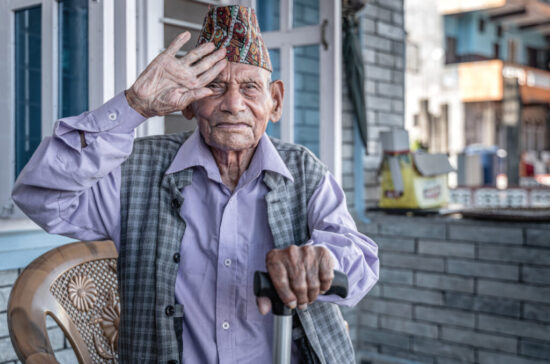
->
<box><xmin>180</xmin><ymin>237</ymin><xmax>214</xmax><ymax>276</ymax></box>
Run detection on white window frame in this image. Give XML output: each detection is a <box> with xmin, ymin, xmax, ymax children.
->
<box><xmin>0</xmin><ymin>0</ymin><xmax>117</xmax><ymax>219</ymax></box>
<box><xmin>0</xmin><ymin>0</ymin><xmax>56</xmax><ymax>219</ymax></box>
<box><xmin>251</xmin><ymin>0</ymin><xmax>342</xmax><ymax>183</ymax></box>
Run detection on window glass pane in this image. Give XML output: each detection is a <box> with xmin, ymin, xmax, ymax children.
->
<box><xmin>293</xmin><ymin>45</ymin><xmax>319</xmax><ymax>156</ymax></box>
<box><xmin>293</xmin><ymin>0</ymin><xmax>319</xmax><ymax>28</ymax></box>
<box><xmin>58</xmin><ymin>0</ymin><xmax>88</xmax><ymax>118</ymax></box>
<box><xmin>256</xmin><ymin>0</ymin><xmax>279</xmax><ymax>31</ymax></box>
<box><xmin>265</xmin><ymin>48</ymin><xmax>281</xmax><ymax>139</ymax></box>
<box><xmin>15</xmin><ymin>6</ymin><xmax>42</xmax><ymax>178</ymax></box>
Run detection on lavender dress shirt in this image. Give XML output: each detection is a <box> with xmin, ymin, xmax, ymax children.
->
<box><xmin>12</xmin><ymin>92</ymin><xmax>379</xmax><ymax>364</ymax></box>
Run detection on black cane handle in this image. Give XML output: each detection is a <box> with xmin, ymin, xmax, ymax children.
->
<box><xmin>253</xmin><ymin>270</ymin><xmax>349</xmax><ymax>316</ymax></box>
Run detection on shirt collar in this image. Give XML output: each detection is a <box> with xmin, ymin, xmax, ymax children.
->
<box><xmin>165</xmin><ymin>129</ymin><xmax>294</xmax><ymax>183</ymax></box>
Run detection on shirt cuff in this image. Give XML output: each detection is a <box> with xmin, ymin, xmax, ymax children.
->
<box><xmin>56</xmin><ymin>91</ymin><xmax>146</xmax><ymax>136</ymax></box>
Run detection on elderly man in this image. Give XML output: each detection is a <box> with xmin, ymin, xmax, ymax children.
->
<box><xmin>12</xmin><ymin>5</ymin><xmax>378</xmax><ymax>364</ymax></box>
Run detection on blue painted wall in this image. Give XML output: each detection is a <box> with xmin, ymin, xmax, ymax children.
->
<box><xmin>444</xmin><ymin>11</ymin><xmax>548</xmax><ymax>65</ymax></box>
<box><xmin>0</xmin><ymin>230</ymin><xmax>73</xmax><ymax>270</ymax></box>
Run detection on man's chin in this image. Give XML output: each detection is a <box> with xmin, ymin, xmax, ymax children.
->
<box><xmin>205</xmin><ymin>133</ymin><xmax>257</xmax><ymax>153</ymax></box>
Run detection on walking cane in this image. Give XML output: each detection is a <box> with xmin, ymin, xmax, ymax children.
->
<box><xmin>254</xmin><ymin>270</ymin><xmax>349</xmax><ymax>364</ymax></box>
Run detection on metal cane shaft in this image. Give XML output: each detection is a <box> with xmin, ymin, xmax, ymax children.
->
<box><xmin>273</xmin><ymin>315</ymin><xmax>292</xmax><ymax>364</ymax></box>
<box><xmin>254</xmin><ymin>270</ymin><xmax>348</xmax><ymax>364</ymax></box>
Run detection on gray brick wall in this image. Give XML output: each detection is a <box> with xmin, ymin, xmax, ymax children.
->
<box><xmin>5</xmin><ymin>216</ymin><xmax>548</xmax><ymax>364</ymax></box>
<box><xmin>353</xmin><ymin>213</ymin><xmax>550</xmax><ymax>364</ymax></box>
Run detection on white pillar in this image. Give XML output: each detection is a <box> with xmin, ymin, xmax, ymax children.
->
<box><xmin>89</xmin><ymin>0</ymin><xmax>115</xmax><ymax>108</ymax></box>
<box><xmin>320</xmin><ymin>0</ymin><xmax>342</xmax><ymax>184</ymax></box>
<box><xmin>115</xmin><ymin>0</ymin><xmax>137</xmax><ymax>93</ymax></box>
<box><xmin>135</xmin><ymin>0</ymin><xmax>165</xmax><ymax>137</ymax></box>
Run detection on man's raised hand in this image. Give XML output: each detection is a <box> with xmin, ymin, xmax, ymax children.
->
<box><xmin>125</xmin><ymin>32</ymin><xmax>227</xmax><ymax>118</ymax></box>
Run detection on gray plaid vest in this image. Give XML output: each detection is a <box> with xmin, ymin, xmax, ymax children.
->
<box><xmin>118</xmin><ymin>132</ymin><xmax>355</xmax><ymax>363</ymax></box>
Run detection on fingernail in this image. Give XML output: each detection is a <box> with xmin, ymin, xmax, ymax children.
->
<box><xmin>287</xmin><ymin>300</ymin><xmax>297</xmax><ymax>309</ymax></box>
<box><xmin>298</xmin><ymin>303</ymin><xmax>308</xmax><ymax>311</ymax></box>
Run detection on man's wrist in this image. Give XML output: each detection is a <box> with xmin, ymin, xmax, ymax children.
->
<box><xmin>124</xmin><ymin>88</ymin><xmax>152</xmax><ymax>119</ymax></box>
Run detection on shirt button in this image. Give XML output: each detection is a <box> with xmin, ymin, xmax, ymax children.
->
<box><xmin>222</xmin><ymin>321</ymin><xmax>230</xmax><ymax>330</ymax></box>
<box><xmin>173</xmin><ymin>253</ymin><xmax>180</xmax><ymax>263</ymax></box>
<box><xmin>224</xmin><ymin>258</ymin><xmax>231</xmax><ymax>267</ymax></box>
<box><xmin>165</xmin><ymin>305</ymin><xmax>175</xmax><ymax>317</ymax></box>
<box><xmin>108</xmin><ymin>112</ymin><xmax>117</xmax><ymax>121</ymax></box>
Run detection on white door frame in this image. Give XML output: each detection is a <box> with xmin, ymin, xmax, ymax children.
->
<box><xmin>251</xmin><ymin>0</ymin><xmax>342</xmax><ymax>183</ymax></box>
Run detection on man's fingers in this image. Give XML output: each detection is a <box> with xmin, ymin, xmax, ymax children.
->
<box><xmin>165</xmin><ymin>32</ymin><xmax>191</xmax><ymax>57</ymax></box>
<box><xmin>256</xmin><ymin>297</ymin><xmax>272</xmax><ymax>315</ymax></box>
<box><xmin>173</xmin><ymin>87</ymin><xmax>213</xmax><ymax>110</ymax></box>
<box><xmin>289</xmin><ymin>264</ymin><xmax>308</xmax><ymax>310</ymax></box>
<box><xmin>197</xmin><ymin>58</ymin><xmax>228</xmax><ymax>86</ymax></box>
<box><xmin>192</xmin><ymin>47</ymin><xmax>227</xmax><ymax>75</ymax></box>
<box><xmin>182</xmin><ymin>42</ymin><xmax>218</xmax><ymax>65</ymax></box>
<box><xmin>188</xmin><ymin>87</ymin><xmax>214</xmax><ymax>102</ymax></box>
<box><xmin>284</xmin><ymin>246</ymin><xmax>308</xmax><ymax>310</ymax></box>
<box><xmin>318</xmin><ymin>249</ymin><xmax>335</xmax><ymax>293</ymax></box>
<box><xmin>271</xmin><ymin>272</ymin><xmax>297</xmax><ymax>309</ymax></box>
<box><xmin>266</xmin><ymin>257</ymin><xmax>297</xmax><ymax>309</ymax></box>
<box><xmin>304</xmin><ymin>248</ymin><xmax>321</xmax><ymax>304</ymax></box>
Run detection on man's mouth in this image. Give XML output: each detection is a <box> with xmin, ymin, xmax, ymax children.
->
<box><xmin>214</xmin><ymin>122</ymin><xmax>251</xmax><ymax>129</ymax></box>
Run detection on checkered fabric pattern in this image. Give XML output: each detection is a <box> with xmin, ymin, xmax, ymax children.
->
<box><xmin>118</xmin><ymin>132</ymin><xmax>355</xmax><ymax>363</ymax></box>
<box><xmin>197</xmin><ymin>5</ymin><xmax>272</xmax><ymax>72</ymax></box>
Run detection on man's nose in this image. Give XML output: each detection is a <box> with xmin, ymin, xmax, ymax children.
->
<box><xmin>219</xmin><ymin>86</ymin><xmax>246</xmax><ymax>114</ymax></box>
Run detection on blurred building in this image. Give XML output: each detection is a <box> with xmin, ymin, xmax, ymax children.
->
<box><xmin>406</xmin><ymin>0</ymin><xmax>550</xmax><ymax>184</ymax></box>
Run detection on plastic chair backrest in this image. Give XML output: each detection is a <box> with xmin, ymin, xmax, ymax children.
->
<box><xmin>8</xmin><ymin>241</ymin><xmax>119</xmax><ymax>364</ymax></box>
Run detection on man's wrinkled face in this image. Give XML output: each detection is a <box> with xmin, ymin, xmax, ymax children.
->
<box><xmin>185</xmin><ymin>62</ymin><xmax>283</xmax><ymax>152</ymax></box>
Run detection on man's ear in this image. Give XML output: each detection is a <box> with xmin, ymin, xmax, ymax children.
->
<box><xmin>269</xmin><ymin>80</ymin><xmax>284</xmax><ymax>123</ymax></box>
<box><xmin>182</xmin><ymin>104</ymin><xmax>195</xmax><ymax>120</ymax></box>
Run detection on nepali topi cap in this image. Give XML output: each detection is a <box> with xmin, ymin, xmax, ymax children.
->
<box><xmin>197</xmin><ymin>5</ymin><xmax>272</xmax><ymax>72</ymax></box>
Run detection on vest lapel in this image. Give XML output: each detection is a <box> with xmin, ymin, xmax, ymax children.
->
<box><xmin>263</xmin><ymin>170</ymin><xmax>295</xmax><ymax>249</ymax></box>
<box><xmin>166</xmin><ymin>168</ymin><xmax>194</xmax><ymax>216</ymax></box>
<box><xmin>156</xmin><ymin>167</ymin><xmax>194</xmax><ymax>360</ymax></box>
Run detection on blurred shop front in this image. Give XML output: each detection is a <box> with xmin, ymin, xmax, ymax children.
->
<box><xmin>406</xmin><ymin>0</ymin><xmax>550</xmax><ymax>212</ymax></box>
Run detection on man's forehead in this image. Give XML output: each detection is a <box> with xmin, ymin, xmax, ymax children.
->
<box><xmin>214</xmin><ymin>62</ymin><xmax>270</xmax><ymax>83</ymax></box>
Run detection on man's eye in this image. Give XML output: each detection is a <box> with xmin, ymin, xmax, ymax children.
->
<box><xmin>207</xmin><ymin>83</ymin><xmax>223</xmax><ymax>90</ymax></box>
<box><xmin>243</xmin><ymin>83</ymin><xmax>258</xmax><ymax>90</ymax></box>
